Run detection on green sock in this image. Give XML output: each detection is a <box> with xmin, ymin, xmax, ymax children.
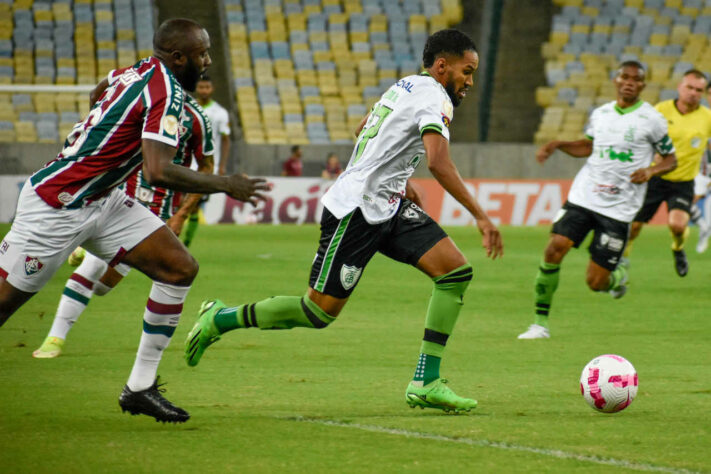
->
<box><xmin>414</xmin><ymin>264</ymin><xmax>473</xmax><ymax>385</ymax></box>
<box><xmin>413</xmin><ymin>353</ymin><xmax>441</xmax><ymax>386</ymax></box>
<box><xmin>607</xmin><ymin>264</ymin><xmax>627</xmax><ymax>291</ymax></box>
<box><xmin>183</xmin><ymin>212</ymin><xmax>199</xmax><ymax>247</ymax></box>
<box><xmin>214</xmin><ymin>294</ymin><xmax>335</xmax><ymax>333</ymax></box>
<box><xmin>534</xmin><ymin>260</ymin><xmax>560</xmax><ymax>328</ymax></box>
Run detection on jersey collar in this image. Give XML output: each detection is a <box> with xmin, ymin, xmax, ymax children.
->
<box><xmin>614</xmin><ymin>100</ymin><xmax>643</xmax><ymax>115</ymax></box>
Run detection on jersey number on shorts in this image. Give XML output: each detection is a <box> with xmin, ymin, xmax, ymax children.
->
<box><xmin>353</xmin><ymin>104</ymin><xmax>393</xmax><ymax>165</ymax></box>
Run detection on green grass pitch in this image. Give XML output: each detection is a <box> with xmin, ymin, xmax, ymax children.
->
<box><xmin>1</xmin><ymin>223</ymin><xmax>709</xmax><ymax>473</ymax></box>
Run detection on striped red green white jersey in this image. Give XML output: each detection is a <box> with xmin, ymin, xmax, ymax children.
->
<box><xmin>29</xmin><ymin>56</ymin><xmax>184</xmax><ymax>209</ymax></box>
<box><xmin>122</xmin><ymin>94</ymin><xmax>214</xmax><ymax>220</ymax></box>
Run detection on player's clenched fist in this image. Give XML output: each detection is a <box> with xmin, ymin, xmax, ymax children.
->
<box><xmin>226</xmin><ymin>174</ymin><xmax>270</xmax><ymax>205</ymax></box>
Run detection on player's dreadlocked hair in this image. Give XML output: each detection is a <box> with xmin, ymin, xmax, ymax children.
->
<box><xmin>422</xmin><ymin>29</ymin><xmax>477</xmax><ymax>68</ymax></box>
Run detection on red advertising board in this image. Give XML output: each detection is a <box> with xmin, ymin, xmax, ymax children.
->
<box><xmin>203</xmin><ymin>177</ymin><xmax>667</xmax><ymax>226</ymax></box>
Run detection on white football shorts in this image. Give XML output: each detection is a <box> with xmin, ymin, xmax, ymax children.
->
<box><xmin>0</xmin><ymin>182</ymin><xmax>163</xmax><ymax>292</ymax></box>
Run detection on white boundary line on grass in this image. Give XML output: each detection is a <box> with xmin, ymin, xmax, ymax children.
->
<box><xmin>284</xmin><ymin>417</ymin><xmax>701</xmax><ymax>474</ymax></box>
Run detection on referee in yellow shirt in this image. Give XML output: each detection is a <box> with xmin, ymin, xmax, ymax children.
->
<box><xmin>626</xmin><ymin>69</ymin><xmax>711</xmax><ymax>276</ymax></box>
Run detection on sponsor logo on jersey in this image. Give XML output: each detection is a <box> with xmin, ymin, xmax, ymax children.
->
<box><xmin>594</xmin><ymin>184</ymin><xmax>622</xmax><ymax>195</ymax></box>
<box><xmin>599</xmin><ymin>147</ymin><xmax>634</xmax><ymax>163</ymax></box>
<box><xmin>24</xmin><ymin>256</ymin><xmax>43</xmax><ymax>276</ymax></box>
<box><xmin>442</xmin><ymin>100</ymin><xmax>453</xmax><ymax>121</ymax></box>
<box><xmin>136</xmin><ymin>186</ymin><xmax>154</xmax><ymax>204</ymax></box>
<box><xmin>119</xmin><ymin>68</ymin><xmax>142</xmax><ymax>86</ymax></box>
<box><xmin>162</xmin><ymin>115</ymin><xmax>179</xmax><ymax>136</ymax></box>
<box><xmin>691</xmin><ymin>136</ymin><xmax>701</xmax><ymax>148</ymax></box>
<box><xmin>340</xmin><ymin>264</ymin><xmax>362</xmax><ymax>290</ymax></box>
<box><xmin>123</xmin><ymin>198</ymin><xmax>135</xmax><ymax>208</ymax></box>
<box><xmin>0</xmin><ymin>240</ymin><xmax>8</xmax><ymax>255</ymax></box>
<box><xmin>57</xmin><ymin>192</ymin><xmax>73</xmax><ymax>204</ymax></box>
<box><xmin>395</xmin><ymin>79</ymin><xmax>414</xmax><ymax>92</ymax></box>
<box><xmin>441</xmin><ymin>113</ymin><xmax>451</xmax><ymax>127</ymax></box>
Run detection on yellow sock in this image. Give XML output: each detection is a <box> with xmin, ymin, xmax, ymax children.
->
<box><xmin>623</xmin><ymin>240</ymin><xmax>634</xmax><ymax>258</ymax></box>
<box><xmin>671</xmin><ymin>227</ymin><xmax>690</xmax><ymax>251</ymax></box>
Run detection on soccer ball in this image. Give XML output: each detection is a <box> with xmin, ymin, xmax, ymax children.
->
<box><xmin>580</xmin><ymin>354</ymin><xmax>638</xmax><ymax>413</ymax></box>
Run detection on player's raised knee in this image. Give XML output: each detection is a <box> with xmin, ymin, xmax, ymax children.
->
<box><xmin>165</xmin><ymin>253</ymin><xmax>198</xmax><ymax>286</ymax></box>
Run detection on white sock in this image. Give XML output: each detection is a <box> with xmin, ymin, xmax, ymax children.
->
<box><xmin>126</xmin><ymin>282</ymin><xmax>190</xmax><ymax>391</ymax></box>
<box><xmin>47</xmin><ymin>254</ymin><xmax>108</xmax><ymax>340</ymax></box>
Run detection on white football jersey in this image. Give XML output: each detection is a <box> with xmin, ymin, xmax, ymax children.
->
<box><xmin>191</xmin><ymin>99</ymin><xmax>230</xmax><ymax>174</ymax></box>
<box><xmin>568</xmin><ymin>100</ymin><xmax>674</xmax><ymax>222</ymax></box>
<box><xmin>322</xmin><ymin>73</ymin><xmax>453</xmax><ymax>223</ymax></box>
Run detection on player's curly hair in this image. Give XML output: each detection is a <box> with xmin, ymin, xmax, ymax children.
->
<box><xmin>422</xmin><ymin>29</ymin><xmax>477</xmax><ymax>68</ymax></box>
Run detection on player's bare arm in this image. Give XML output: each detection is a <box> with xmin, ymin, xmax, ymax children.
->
<box><xmin>536</xmin><ymin>139</ymin><xmax>593</xmax><ymax>164</ymax></box>
<box><xmin>404</xmin><ymin>180</ymin><xmax>423</xmax><ymax>208</ymax></box>
<box><xmin>166</xmin><ymin>156</ymin><xmax>214</xmax><ymax>235</ymax></box>
<box><xmin>630</xmin><ymin>152</ymin><xmax>677</xmax><ymax>184</ymax></box>
<box><xmin>141</xmin><ymin>139</ymin><xmax>269</xmax><ymax>205</ymax></box>
<box><xmin>89</xmin><ymin>78</ymin><xmax>110</xmax><ymax>108</ymax></box>
<box><xmin>422</xmin><ymin>131</ymin><xmax>503</xmax><ymax>258</ymax></box>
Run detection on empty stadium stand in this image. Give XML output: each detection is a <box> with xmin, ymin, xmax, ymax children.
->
<box><xmin>226</xmin><ymin>0</ymin><xmax>463</xmax><ymax>144</ymax></box>
<box><xmin>0</xmin><ymin>0</ymin><xmax>154</xmax><ymax>143</ymax></box>
<box><xmin>535</xmin><ymin>0</ymin><xmax>711</xmax><ymax>144</ymax></box>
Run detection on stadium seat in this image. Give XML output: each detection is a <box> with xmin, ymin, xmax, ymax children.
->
<box><xmin>229</xmin><ymin>0</ymin><xmax>463</xmax><ymax>144</ymax></box>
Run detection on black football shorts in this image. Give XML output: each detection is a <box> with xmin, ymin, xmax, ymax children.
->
<box><xmin>309</xmin><ymin>199</ymin><xmax>448</xmax><ymax>298</ymax></box>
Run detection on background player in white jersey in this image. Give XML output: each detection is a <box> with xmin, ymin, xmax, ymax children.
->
<box><xmin>518</xmin><ymin>61</ymin><xmax>677</xmax><ymax>340</ymax></box>
<box><xmin>32</xmin><ymin>94</ymin><xmax>214</xmax><ymax>359</ymax></box>
<box><xmin>0</xmin><ymin>19</ymin><xmax>268</xmax><ymax>423</ymax></box>
<box><xmin>182</xmin><ymin>75</ymin><xmax>232</xmax><ymax>247</ymax></box>
<box><xmin>184</xmin><ymin>29</ymin><xmax>503</xmax><ymax>413</ymax></box>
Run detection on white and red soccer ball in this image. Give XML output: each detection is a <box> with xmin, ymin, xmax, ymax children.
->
<box><xmin>580</xmin><ymin>354</ymin><xmax>638</xmax><ymax>413</ymax></box>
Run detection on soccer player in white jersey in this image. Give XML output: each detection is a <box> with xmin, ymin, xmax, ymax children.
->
<box><xmin>0</xmin><ymin>19</ymin><xmax>268</xmax><ymax>423</ymax></box>
<box><xmin>182</xmin><ymin>75</ymin><xmax>232</xmax><ymax>247</ymax></box>
<box><xmin>518</xmin><ymin>61</ymin><xmax>677</xmax><ymax>340</ymax></box>
<box><xmin>185</xmin><ymin>29</ymin><xmax>504</xmax><ymax>413</ymax></box>
<box><xmin>32</xmin><ymin>94</ymin><xmax>214</xmax><ymax>359</ymax></box>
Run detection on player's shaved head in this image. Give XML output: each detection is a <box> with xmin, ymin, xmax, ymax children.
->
<box><xmin>153</xmin><ymin>18</ymin><xmax>204</xmax><ymax>53</ymax></box>
<box><xmin>153</xmin><ymin>18</ymin><xmax>212</xmax><ymax>92</ymax></box>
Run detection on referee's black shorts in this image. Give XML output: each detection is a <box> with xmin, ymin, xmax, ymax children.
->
<box><xmin>634</xmin><ymin>176</ymin><xmax>694</xmax><ymax>223</ymax></box>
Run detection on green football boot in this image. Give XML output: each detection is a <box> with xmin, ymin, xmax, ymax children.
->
<box><xmin>405</xmin><ymin>378</ymin><xmax>477</xmax><ymax>413</ymax></box>
<box><xmin>32</xmin><ymin>336</ymin><xmax>65</xmax><ymax>359</ymax></box>
<box><xmin>185</xmin><ymin>299</ymin><xmax>226</xmax><ymax>367</ymax></box>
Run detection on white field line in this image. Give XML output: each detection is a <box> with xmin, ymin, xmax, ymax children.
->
<box><xmin>283</xmin><ymin>416</ymin><xmax>703</xmax><ymax>474</ymax></box>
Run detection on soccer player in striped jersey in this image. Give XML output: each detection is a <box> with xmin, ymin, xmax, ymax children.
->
<box><xmin>0</xmin><ymin>19</ymin><xmax>268</xmax><ymax>423</ymax></box>
<box><xmin>518</xmin><ymin>61</ymin><xmax>677</xmax><ymax>340</ymax></box>
<box><xmin>186</xmin><ymin>29</ymin><xmax>504</xmax><ymax>413</ymax></box>
<box><xmin>32</xmin><ymin>93</ymin><xmax>214</xmax><ymax>359</ymax></box>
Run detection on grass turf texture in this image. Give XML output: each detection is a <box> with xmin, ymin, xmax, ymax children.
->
<box><xmin>1</xmin><ymin>223</ymin><xmax>709</xmax><ymax>473</ymax></box>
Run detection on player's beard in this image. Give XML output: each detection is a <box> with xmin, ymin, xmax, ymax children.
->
<box><xmin>181</xmin><ymin>57</ymin><xmax>202</xmax><ymax>92</ymax></box>
<box><xmin>445</xmin><ymin>82</ymin><xmax>462</xmax><ymax>107</ymax></box>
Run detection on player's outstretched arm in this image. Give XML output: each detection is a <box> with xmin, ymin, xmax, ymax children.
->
<box><xmin>141</xmin><ymin>139</ymin><xmax>269</xmax><ymax>205</ymax></box>
<box><xmin>536</xmin><ymin>139</ymin><xmax>593</xmax><ymax>163</ymax></box>
<box><xmin>422</xmin><ymin>132</ymin><xmax>503</xmax><ymax>259</ymax></box>
<box><xmin>167</xmin><ymin>156</ymin><xmax>215</xmax><ymax>235</ymax></box>
<box><xmin>630</xmin><ymin>152</ymin><xmax>677</xmax><ymax>184</ymax></box>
